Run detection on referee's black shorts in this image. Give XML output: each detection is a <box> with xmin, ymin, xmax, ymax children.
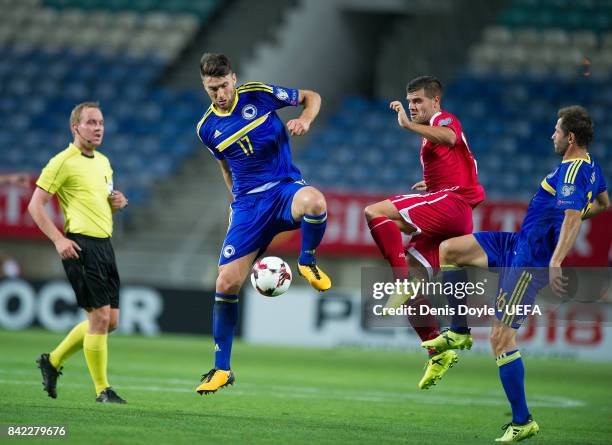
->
<box><xmin>62</xmin><ymin>233</ymin><xmax>120</xmax><ymax>309</ymax></box>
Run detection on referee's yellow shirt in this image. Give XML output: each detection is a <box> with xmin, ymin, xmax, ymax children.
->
<box><xmin>36</xmin><ymin>143</ymin><xmax>114</xmax><ymax>238</ymax></box>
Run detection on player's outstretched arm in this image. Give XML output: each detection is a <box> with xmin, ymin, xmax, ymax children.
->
<box><xmin>549</xmin><ymin>209</ymin><xmax>582</xmax><ymax>296</ymax></box>
<box><xmin>287</xmin><ymin>89</ymin><xmax>321</xmax><ymax>136</ymax></box>
<box><xmin>582</xmin><ymin>191</ymin><xmax>610</xmax><ymax>220</ymax></box>
<box><xmin>389</xmin><ymin>100</ymin><xmax>456</xmax><ymax>146</ymax></box>
<box><xmin>217</xmin><ymin>159</ymin><xmax>233</xmax><ymax>196</ymax></box>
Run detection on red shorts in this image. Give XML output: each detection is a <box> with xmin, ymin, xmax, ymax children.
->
<box><xmin>390</xmin><ymin>188</ymin><xmax>473</xmax><ymax>275</ymax></box>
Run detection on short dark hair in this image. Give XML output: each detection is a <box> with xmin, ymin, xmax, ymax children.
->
<box><xmin>406</xmin><ymin>76</ymin><xmax>443</xmax><ymax>98</ymax></box>
<box><xmin>200</xmin><ymin>53</ymin><xmax>232</xmax><ymax>78</ymax></box>
<box><xmin>558</xmin><ymin>105</ymin><xmax>593</xmax><ymax>147</ymax></box>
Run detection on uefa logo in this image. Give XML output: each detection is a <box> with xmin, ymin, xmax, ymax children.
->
<box><xmin>561</xmin><ymin>184</ymin><xmax>576</xmax><ymax>197</ymax></box>
<box><xmin>241</xmin><ymin>104</ymin><xmax>257</xmax><ymax>120</ymax></box>
<box><xmin>276</xmin><ymin>88</ymin><xmax>289</xmax><ymax>101</ymax></box>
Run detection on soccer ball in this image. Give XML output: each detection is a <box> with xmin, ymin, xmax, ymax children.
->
<box><xmin>250</xmin><ymin>256</ymin><xmax>292</xmax><ymax>297</ymax></box>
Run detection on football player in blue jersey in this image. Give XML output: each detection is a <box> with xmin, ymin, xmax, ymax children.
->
<box><xmin>194</xmin><ymin>53</ymin><xmax>332</xmax><ymax>395</ymax></box>
<box><xmin>424</xmin><ymin>106</ymin><xmax>609</xmax><ymax>442</ymax></box>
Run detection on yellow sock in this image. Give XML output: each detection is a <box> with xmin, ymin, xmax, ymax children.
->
<box><xmin>49</xmin><ymin>320</ymin><xmax>89</xmax><ymax>369</ymax></box>
<box><xmin>83</xmin><ymin>333</ymin><xmax>110</xmax><ymax>395</ymax></box>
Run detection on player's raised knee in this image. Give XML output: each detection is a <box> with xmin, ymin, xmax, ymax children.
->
<box><xmin>309</xmin><ymin>196</ymin><xmax>326</xmax><ymax>215</ymax></box>
<box><xmin>364</xmin><ymin>203</ymin><xmax>380</xmax><ymax>222</ymax></box>
<box><xmin>302</xmin><ymin>189</ymin><xmax>326</xmax><ymax>215</ymax></box>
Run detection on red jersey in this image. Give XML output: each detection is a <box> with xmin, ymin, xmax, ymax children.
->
<box><xmin>420</xmin><ymin>110</ymin><xmax>485</xmax><ymax>207</ymax></box>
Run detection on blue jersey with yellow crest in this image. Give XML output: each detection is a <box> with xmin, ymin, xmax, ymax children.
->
<box><xmin>517</xmin><ymin>153</ymin><xmax>607</xmax><ymax>264</ymax></box>
<box><xmin>196</xmin><ymin>82</ymin><xmax>302</xmax><ymax>197</ymax></box>
<box><xmin>473</xmin><ymin>153</ymin><xmax>606</xmax><ymax>328</ymax></box>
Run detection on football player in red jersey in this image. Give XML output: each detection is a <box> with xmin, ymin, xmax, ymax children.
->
<box><xmin>365</xmin><ymin>76</ymin><xmax>485</xmax><ymax>389</ymax></box>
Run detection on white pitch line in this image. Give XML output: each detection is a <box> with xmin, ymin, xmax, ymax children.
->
<box><xmin>0</xmin><ymin>367</ymin><xmax>582</xmax><ymax>400</ymax></box>
<box><xmin>0</xmin><ymin>374</ymin><xmax>586</xmax><ymax>408</ymax></box>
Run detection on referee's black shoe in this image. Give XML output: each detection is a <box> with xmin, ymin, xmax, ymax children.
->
<box><xmin>95</xmin><ymin>387</ymin><xmax>127</xmax><ymax>404</ymax></box>
<box><xmin>36</xmin><ymin>353</ymin><xmax>62</xmax><ymax>399</ymax></box>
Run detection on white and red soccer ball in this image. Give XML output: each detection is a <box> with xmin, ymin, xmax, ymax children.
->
<box><xmin>250</xmin><ymin>256</ymin><xmax>292</xmax><ymax>297</ymax></box>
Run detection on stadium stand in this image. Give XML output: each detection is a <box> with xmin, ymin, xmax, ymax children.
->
<box><xmin>0</xmin><ymin>0</ymin><xmax>213</xmax><ymax>207</ymax></box>
<box><xmin>1</xmin><ymin>0</ymin><xmax>608</xmax><ymax>285</ymax></box>
<box><xmin>44</xmin><ymin>0</ymin><xmax>220</xmax><ymax>19</ymax></box>
<box><xmin>297</xmin><ymin>0</ymin><xmax>612</xmax><ymax>199</ymax></box>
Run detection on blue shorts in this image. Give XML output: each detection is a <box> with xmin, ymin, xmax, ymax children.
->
<box><xmin>219</xmin><ymin>180</ymin><xmax>307</xmax><ymax>266</ymax></box>
<box><xmin>474</xmin><ymin>232</ymin><xmax>548</xmax><ymax>329</ymax></box>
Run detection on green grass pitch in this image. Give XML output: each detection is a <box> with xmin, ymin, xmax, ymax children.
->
<box><xmin>0</xmin><ymin>329</ymin><xmax>610</xmax><ymax>444</ymax></box>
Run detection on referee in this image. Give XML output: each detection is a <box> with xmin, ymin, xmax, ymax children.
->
<box><xmin>28</xmin><ymin>102</ymin><xmax>128</xmax><ymax>403</ymax></box>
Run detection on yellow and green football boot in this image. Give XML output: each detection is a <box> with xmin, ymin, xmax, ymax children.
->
<box><xmin>495</xmin><ymin>416</ymin><xmax>540</xmax><ymax>442</ymax></box>
<box><xmin>418</xmin><ymin>350</ymin><xmax>458</xmax><ymax>390</ymax></box>
<box><xmin>421</xmin><ymin>328</ymin><xmax>473</xmax><ymax>353</ymax></box>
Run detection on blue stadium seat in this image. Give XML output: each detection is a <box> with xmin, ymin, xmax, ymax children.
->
<box><xmin>0</xmin><ymin>41</ymin><xmax>208</xmax><ymax>208</ymax></box>
<box><xmin>299</xmin><ymin>59</ymin><xmax>610</xmax><ymax>194</ymax></box>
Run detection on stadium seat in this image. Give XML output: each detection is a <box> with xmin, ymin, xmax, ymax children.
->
<box><xmin>0</xmin><ymin>40</ymin><xmax>210</xmax><ymax>203</ymax></box>
<box><xmin>0</xmin><ymin>0</ymin><xmax>217</xmax><ymax>206</ymax></box>
<box><xmin>297</xmin><ymin>0</ymin><xmax>611</xmax><ymax>195</ymax></box>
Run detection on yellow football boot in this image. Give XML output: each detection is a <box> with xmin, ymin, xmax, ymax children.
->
<box><xmin>297</xmin><ymin>261</ymin><xmax>332</xmax><ymax>292</ymax></box>
<box><xmin>196</xmin><ymin>368</ymin><xmax>235</xmax><ymax>395</ymax></box>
